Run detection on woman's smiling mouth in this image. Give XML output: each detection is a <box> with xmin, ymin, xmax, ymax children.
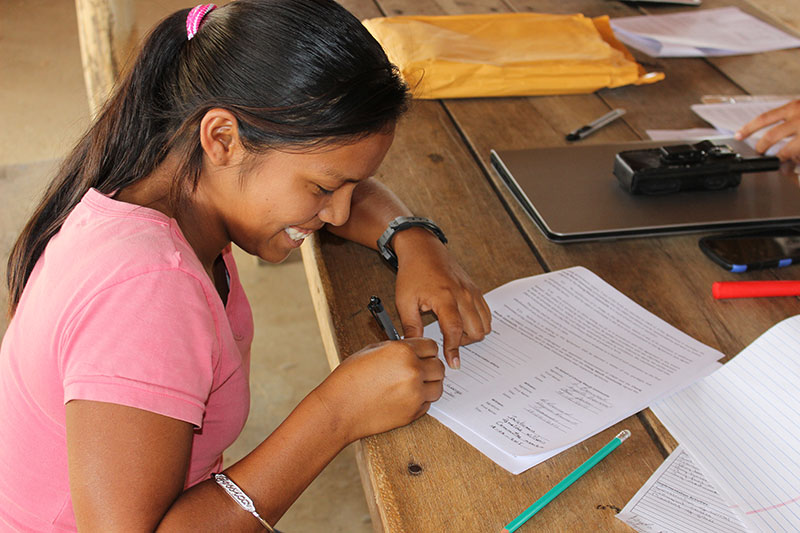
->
<box><xmin>284</xmin><ymin>226</ymin><xmax>314</xmax><ymax>244</ymax></box>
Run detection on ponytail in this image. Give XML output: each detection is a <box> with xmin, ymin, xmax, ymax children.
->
<box><xmin>7</xmin><ymin>0</ymin><xmax>409</xmax><ymax>316</ymax></box>
<box><xmin>7</xmin><ymin>9</ymin><xmax>192</xmax><ymax>315</ymax></box>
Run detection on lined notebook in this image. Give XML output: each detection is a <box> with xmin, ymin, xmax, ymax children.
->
<box><xmin>651</xmin><ymin>315</ymin><xmax>800</xmax><ymax>532</ymax></box>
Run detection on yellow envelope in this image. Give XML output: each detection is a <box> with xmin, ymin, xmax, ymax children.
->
<box><xmin>363</xmin><ymin>12</ymin><xmax>664</xmax><ymax>99</ymax></box>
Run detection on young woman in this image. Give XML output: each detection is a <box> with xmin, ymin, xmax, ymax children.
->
<box><xmin>0</xmin><ymin>1</ymin><xmax>491</xmax><ymax>530</ymax></box>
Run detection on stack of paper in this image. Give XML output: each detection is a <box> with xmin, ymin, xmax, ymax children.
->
<box><xmin>645</xmin><ymin>128</ymin><xmax>726</xmax><ymax>142</ymax></box>
<box><xmin>691</xmin><ymin>99</ymin><xmax>793</xmax><ymax>156</ymax></box>
<box><xmin>622</xmin><ymin>315</ymin><xmax>800</xmax><ymax>532</ymax></box>
<box><xmin>424</xmin><ymin>267</ymin><xmax>723</xmax><ymax>474</ymax></box>
<box><xmin>610</xmin><ymin>7</ymin><xmax>800</xmax><ymax>57</ymax></box>
<box><xmin>644</xmin><ymin>97</ymin><xmax>796</xmax><ymax>157</ymax></box>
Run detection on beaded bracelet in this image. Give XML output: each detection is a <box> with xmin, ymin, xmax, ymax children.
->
<box><xmin>212</xmin><ymin>473</ymin><xmax>275</xmax><ymax>531</ymax></box>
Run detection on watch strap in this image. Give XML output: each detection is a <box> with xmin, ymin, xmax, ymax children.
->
<box><xmin>377</xmin><ymin>216</ymin><xmax>447</xmax><ymax>270</ymax></box>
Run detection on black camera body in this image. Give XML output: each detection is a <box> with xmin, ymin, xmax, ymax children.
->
<box><xmin>613</xmin><ymin>140</ymin><xmax>780</xmax><ymax>195</ymax></box>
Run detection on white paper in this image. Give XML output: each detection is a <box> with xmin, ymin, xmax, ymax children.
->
<box><xmin>620</xmin><ymin>0</ymin><xmax>700</xmax><ymax>5</ymax></box>
<box><xmin>618</xmin><ymin>445</ymin><xmax>750</xmax><ymax>533</ymax></box>
<box><xmin>646</xmin><ymin>128</ymin><xmax>728</xmax><ymax>142</ymax></box>
<box><xmin>610</xmin><ymin>7</ymin><xmax>800</xmax><ymax>57</ymax></box>
<box><xmin>652</xmin><ymin>315</ymin><xmax>800</xmax><ymax>532</ymax></box>
<box><xmin>690</xmin><ymin>100</ymin><xmax>792</xmax><ymax>156</ymax></box>
<box><xmin>426</xmin><ymin>267</ymin><xmax>723</xmax><ymax>474</ymax></box>
<box><xmin>691</xmin><ymin>101</ymin><xmax>792</xmax><ymax>134</ymax></box>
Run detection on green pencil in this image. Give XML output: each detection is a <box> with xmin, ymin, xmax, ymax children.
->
<box><xmin>500</xmin><ymin>429</ymin><xmax>631</xmax><ymax>533</ymax></box>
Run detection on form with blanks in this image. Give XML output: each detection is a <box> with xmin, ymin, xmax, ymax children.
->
<box><xmin>424</xmin><ymin>267</ymin><xmax>723</xmax><ymax>474</ymax></box>
<box><xmin>617</xmin><ymin>445</ymin><xmax>750</xmax><ymax>533</ymax></box>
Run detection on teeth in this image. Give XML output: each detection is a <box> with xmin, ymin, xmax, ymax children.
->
<box><xmin>285</xmin><ymin>227</ymin><xmax>313</xmax><ymax>242</ymax></box>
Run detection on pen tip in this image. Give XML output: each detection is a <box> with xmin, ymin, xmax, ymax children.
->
<box><xmin>565</xmin><ymin>133</ymin><xmax>579</xmax><ymax>142</ymax></box>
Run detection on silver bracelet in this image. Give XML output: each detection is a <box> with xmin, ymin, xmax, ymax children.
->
<box><xmin>212</xmin><ymin>473</ymin><xmax>275</xmax><ymax>532</ymax></box>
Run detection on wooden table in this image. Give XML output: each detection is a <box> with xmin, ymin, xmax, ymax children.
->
<box><xmin>301</xmin><ymin>1</ymin><xmax>800</xmax><ymax>531</ymax></box>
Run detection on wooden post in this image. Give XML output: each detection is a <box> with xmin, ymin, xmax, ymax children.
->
<box><xmin>74</xmin><ymin>0</ymin><xmax>134</xmax><ymax>118</ymax></box>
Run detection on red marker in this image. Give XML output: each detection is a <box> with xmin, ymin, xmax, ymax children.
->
<box><xmin>712</xmin><ymin>281</ymin><xmax>800</xmax><ymax>299</ymax></box>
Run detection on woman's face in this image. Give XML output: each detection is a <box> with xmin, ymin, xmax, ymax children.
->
<box><xmin>210</xmin><ymin>131</ymin><xmax>395</xmax><ymax>263</ymax></box>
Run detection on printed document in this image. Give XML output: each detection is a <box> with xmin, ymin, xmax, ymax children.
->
<box><xmin>652</xmin><ymin>315</ymin><xmax>800</xmax><ymax>532</ymax></box>
<box><xmin>646</xmin><ymin>98</ymin><xmax>798</xmax><ymax>157</ymax></box>
<box><xmin>610</xmin><ymin>7</ymin><xmax>800</xmax><ymax>57</ymax></box>
<box><xmin>691</xmin><ymin>100</ymin><xmax>793</xmax><ymax>156</ymax></box>
<box><xmin>425</xmin><ymin>267</ymin><xmax>723</xmax><ymax>474</ymax></box>
<box><xmin>618</xmin><ymin>445</ymin><xmax>750</xmax><ymax>533</ymax></box>
<box><xmin>645</xmin><ymin>128</ymin><xmax>725</xmax><ymax>142</ymax></box>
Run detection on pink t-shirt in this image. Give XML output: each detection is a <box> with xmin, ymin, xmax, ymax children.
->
<box><xmin>0</xmin><ymin>189</ymin><xmax>253</xmax><ymax>531</ymax></box>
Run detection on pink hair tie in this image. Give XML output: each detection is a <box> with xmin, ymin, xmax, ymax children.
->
<box><xmin>186</xmin><ymin>4</ymin><xmax>217</xmax><ymax>40</ymax></box>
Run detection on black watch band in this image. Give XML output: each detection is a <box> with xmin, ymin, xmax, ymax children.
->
<box><xmin>377</xmin><ymin>216</ymin><xmax>447</xmax><ymax>270</ymax></box>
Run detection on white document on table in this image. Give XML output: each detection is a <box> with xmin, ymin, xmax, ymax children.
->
<box><xmin>610</xmin><ymin>7</ymin><xmax>800</xmax><ymax>57</ymax></box>
<box><xmin>617</xmin><ymin>445</ymin><xmax>750</xmax><ymax>533</ymax></box>
<box><xmin>651</xmin><ymin>315</ymin><xmax>800</xmax><ymax>532</ymax></box>
<box><xmin>425</xmin><ymin>267</ymin><xmax>723</xmax><ymax>474</ymax></box>
<box><xmin>690</xmin><ymin>100</ymin><xmax>792</xmax><ymax>156</ymax></box>
<box><xmin>645</xmin><ymin>128</ymin><xmax>727</xmax><ymax>142</ymax></box>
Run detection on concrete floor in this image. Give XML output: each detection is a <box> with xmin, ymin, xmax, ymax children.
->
<box><xmin>0</xmin><ymin>1</ymin><xmax>372</xmax><ymax>531</ymax></box>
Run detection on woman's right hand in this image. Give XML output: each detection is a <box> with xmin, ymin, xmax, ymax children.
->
<box><xmin>313</xmin><ymin>338</ymin><xmax>445</xmax><ymax>442</ymax></box>
<box><xmin>66</xmin><ymin>339</ymin><xmax>444</xmax><ymax>530</ymax></box>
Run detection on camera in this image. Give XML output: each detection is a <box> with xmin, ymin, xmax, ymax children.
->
<box><xmin>613</xmin><ymin>140</ymin><xmax>780</xmax><ymax>195</ymax></box>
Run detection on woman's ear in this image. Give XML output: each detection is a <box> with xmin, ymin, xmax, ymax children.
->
<box><xmin>199</xmin><ymin>109</ymin><xmax>242</xmax><ymax>167</ymax></box>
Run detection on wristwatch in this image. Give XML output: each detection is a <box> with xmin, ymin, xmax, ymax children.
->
<box><xmin>377</xmin><ymin>216</ymin><xmax>448</xmax><ymax>270</ymax></box>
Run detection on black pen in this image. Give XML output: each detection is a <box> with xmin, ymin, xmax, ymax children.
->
<box><xmin>368</xmin><ymin>296</ymin><xmax>400</xmax><ymax>340</ymax></box>
<box><xmin>565</xmin><ymin>108</ymin><xmax>626</xmax><ymax>141</ymax></box>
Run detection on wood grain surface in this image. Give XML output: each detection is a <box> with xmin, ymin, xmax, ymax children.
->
<box><xmin>301</xmin><ymin>1</ymin><xmax>800</xmax><ymax>531</ymax></box>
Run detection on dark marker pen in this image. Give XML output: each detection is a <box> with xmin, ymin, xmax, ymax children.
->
<box><xmin>566</xmin><ymin>108</ymin><xmax>626</xmax><ymax>141</ymax></box>
<box><xmin>368</xmin><ymin>296</ymin><xmax>400</xmax><ymax>340</ymax></box>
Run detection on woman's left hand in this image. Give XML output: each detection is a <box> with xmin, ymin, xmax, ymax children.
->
<box><xmin>392</xmin><ymin>227</ymin><xmax>492</xmax><ymax>369</ymax></box>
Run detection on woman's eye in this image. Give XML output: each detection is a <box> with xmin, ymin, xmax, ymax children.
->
<box><xmin>316</xmin><ymin>185</ymin><xmax>334</xmax><ymax>195</ymax></box>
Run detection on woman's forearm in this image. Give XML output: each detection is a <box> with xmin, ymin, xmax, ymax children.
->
<box><xmin>158</xmin><ymin>388</ymin><xmax>351</xmax><ymax>531</ymax></box>
<box><xmin>325</xmin><ymin>177</ymin><xmax>412</xmax><ymax>249</ymax></box>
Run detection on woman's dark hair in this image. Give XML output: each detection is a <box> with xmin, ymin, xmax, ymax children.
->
<box><xmin>7</xmin><ymin>0</ymin><xmax>409</xmax><ymax>315</ymax></box>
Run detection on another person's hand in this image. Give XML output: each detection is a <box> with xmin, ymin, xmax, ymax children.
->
<box><xmin>736</xmin><ymin>99</ymin><xmax>800</xmax><ymax>162</ymax></box>
<box><xmin>392</xmin><ymin>228</ymin><xmax>492</xmax><ymax>369</ymax></box>
<box><xmin>315</xmin><ymin>337</ymin><xmax>444</xmax><ymax>441</ymax></box>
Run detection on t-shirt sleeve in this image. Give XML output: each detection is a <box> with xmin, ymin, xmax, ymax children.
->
<box><xmin>61</xmin><ymin>269</ymin><xmax>221</xmax><ymax>427</ymax></box>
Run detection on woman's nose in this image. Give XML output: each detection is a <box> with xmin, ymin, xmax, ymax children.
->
<box><xmin>318</xmin><ymin>188</ymin><xmax>352</xmax><ymax>227</ymax></box>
